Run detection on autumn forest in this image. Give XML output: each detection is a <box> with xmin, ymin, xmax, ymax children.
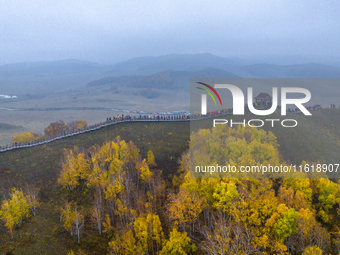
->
<box><xmin>1</xmin><ymin>122</ymin><xmax>340</xmax><ymax>255</ymax></box>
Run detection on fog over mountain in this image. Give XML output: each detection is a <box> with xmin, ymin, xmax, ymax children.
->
<box><xmin>2</xmin><ymin>53</ymin><xmax>340</xmax><ymax>77</ymax></box>
<box><xmin>1</xmin><ymin>0</ymin><xmax>340</xmax><ymax>65</ymax></box>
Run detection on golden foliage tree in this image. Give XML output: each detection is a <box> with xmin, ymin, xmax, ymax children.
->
<box><xmin>160</xmin><ymin>227</ymin><xmax>196</xmax><ymax>255</ymax></box>
<box><xmin>11</xmin><ymin>130</ymin><xmax>38</xmax><ymax>143</ymax></box>
<box><xmin>0</xmin><ymin>188</ymin><xmax>32</xmax><ymax>238</ymax></box>
<box><xmin>109</xmin><ymin>229</ymin><xmax>136</xmax><ymax>255</ymax></box>
<box><xmin>44</xmin><ymin>120</ymin><xmax>68</xmax><ymax>136</ymax></box>
<box><xmin>302</xmin><ymin>246</ymin><xmax>323</xmax><ymax>255</ymax></box>
<box><xmin>58</xmin><ymin>137</ymin><xmax>167</xmax><ymax>252</ymax></box>
<box><xmin>68</xmin><ymin>120</ymin><xmax>88</xmax><ymax>130</ymax></box>
<box><xmin>147</xmin><ymin>150</ymin><xmax>156</xmax><ymax>167</ymax></box>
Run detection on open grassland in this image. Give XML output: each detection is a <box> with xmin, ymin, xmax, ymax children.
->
<box><xmin>0</xmin><ymin>123</ymin><xmax>26</xmax><ymax>146</ymax></box>
<box><xmin>0</xmin><ymin>86</ymin><xmax>190</xmax><ymax>146</ymax></box>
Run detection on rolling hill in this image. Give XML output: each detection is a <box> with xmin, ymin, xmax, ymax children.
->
<box><xmin>2</xmin><ymin>53</ymin><xmax>340</xmax><ymax>95</ymax></box>
<box><xmin>0</xmin><ymin>109</ymin><xmax>340</xmax><ymax>253</ymax></box>
<box><xmin>86</xmin><ymin>68</ymin><xmax>240</xmax><ymax>89</ymax></box>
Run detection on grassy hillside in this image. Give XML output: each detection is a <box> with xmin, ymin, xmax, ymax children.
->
<box><xmin>0</xmin><ymin>121</ymin><xmax>189</xmax><ymax>255</ymax></box>
<box><xmin>0</xmin><ymin>110</ymin><xmax>340</xmax><ymax>254</ymax></box>
<box><xmin>191</xmin><ymin>109</ymin><xmax>340</xmax><ymax>168</ymax></box>
<box><xmin>271</xmin><ymin>109</ymin><xmax>340</xmax><ymax>168</ymax></box>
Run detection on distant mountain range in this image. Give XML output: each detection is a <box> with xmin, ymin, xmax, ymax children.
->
<box><xmin>85</xmin><ymin>54</ymin><xmax>340</xmax><ymax>89</ymax></box>
<box><xmin>87</xmin><ymin>68</ymin><xmax>239</xmax><ymax>89</ymax></box>
<box><xmin>1</xmin><ymin>53</ymin><xmax>340</xmax><ymax>92</ymax></box>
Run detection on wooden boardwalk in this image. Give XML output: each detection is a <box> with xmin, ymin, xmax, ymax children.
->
<box><xmin>0</xmin><ymin>105</ymin><xmax>322</xmax><ymax>153</ymax></box>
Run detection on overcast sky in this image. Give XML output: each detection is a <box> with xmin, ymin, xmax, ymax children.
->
<box><xmin>0</xmin><ymin>0</ymin><xmax>339</xmax><ymax>65</ymax></box>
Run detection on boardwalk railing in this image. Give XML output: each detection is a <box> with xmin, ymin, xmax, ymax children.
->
<box><xmin>0</xmin><ymin>105</ymin><xmax>322</xmax><ymax>153</ymax></box>
<box><xmin>0</xmin><ymin>115</ymin><xmax>194</xmax><ymax>153</ymax></box>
